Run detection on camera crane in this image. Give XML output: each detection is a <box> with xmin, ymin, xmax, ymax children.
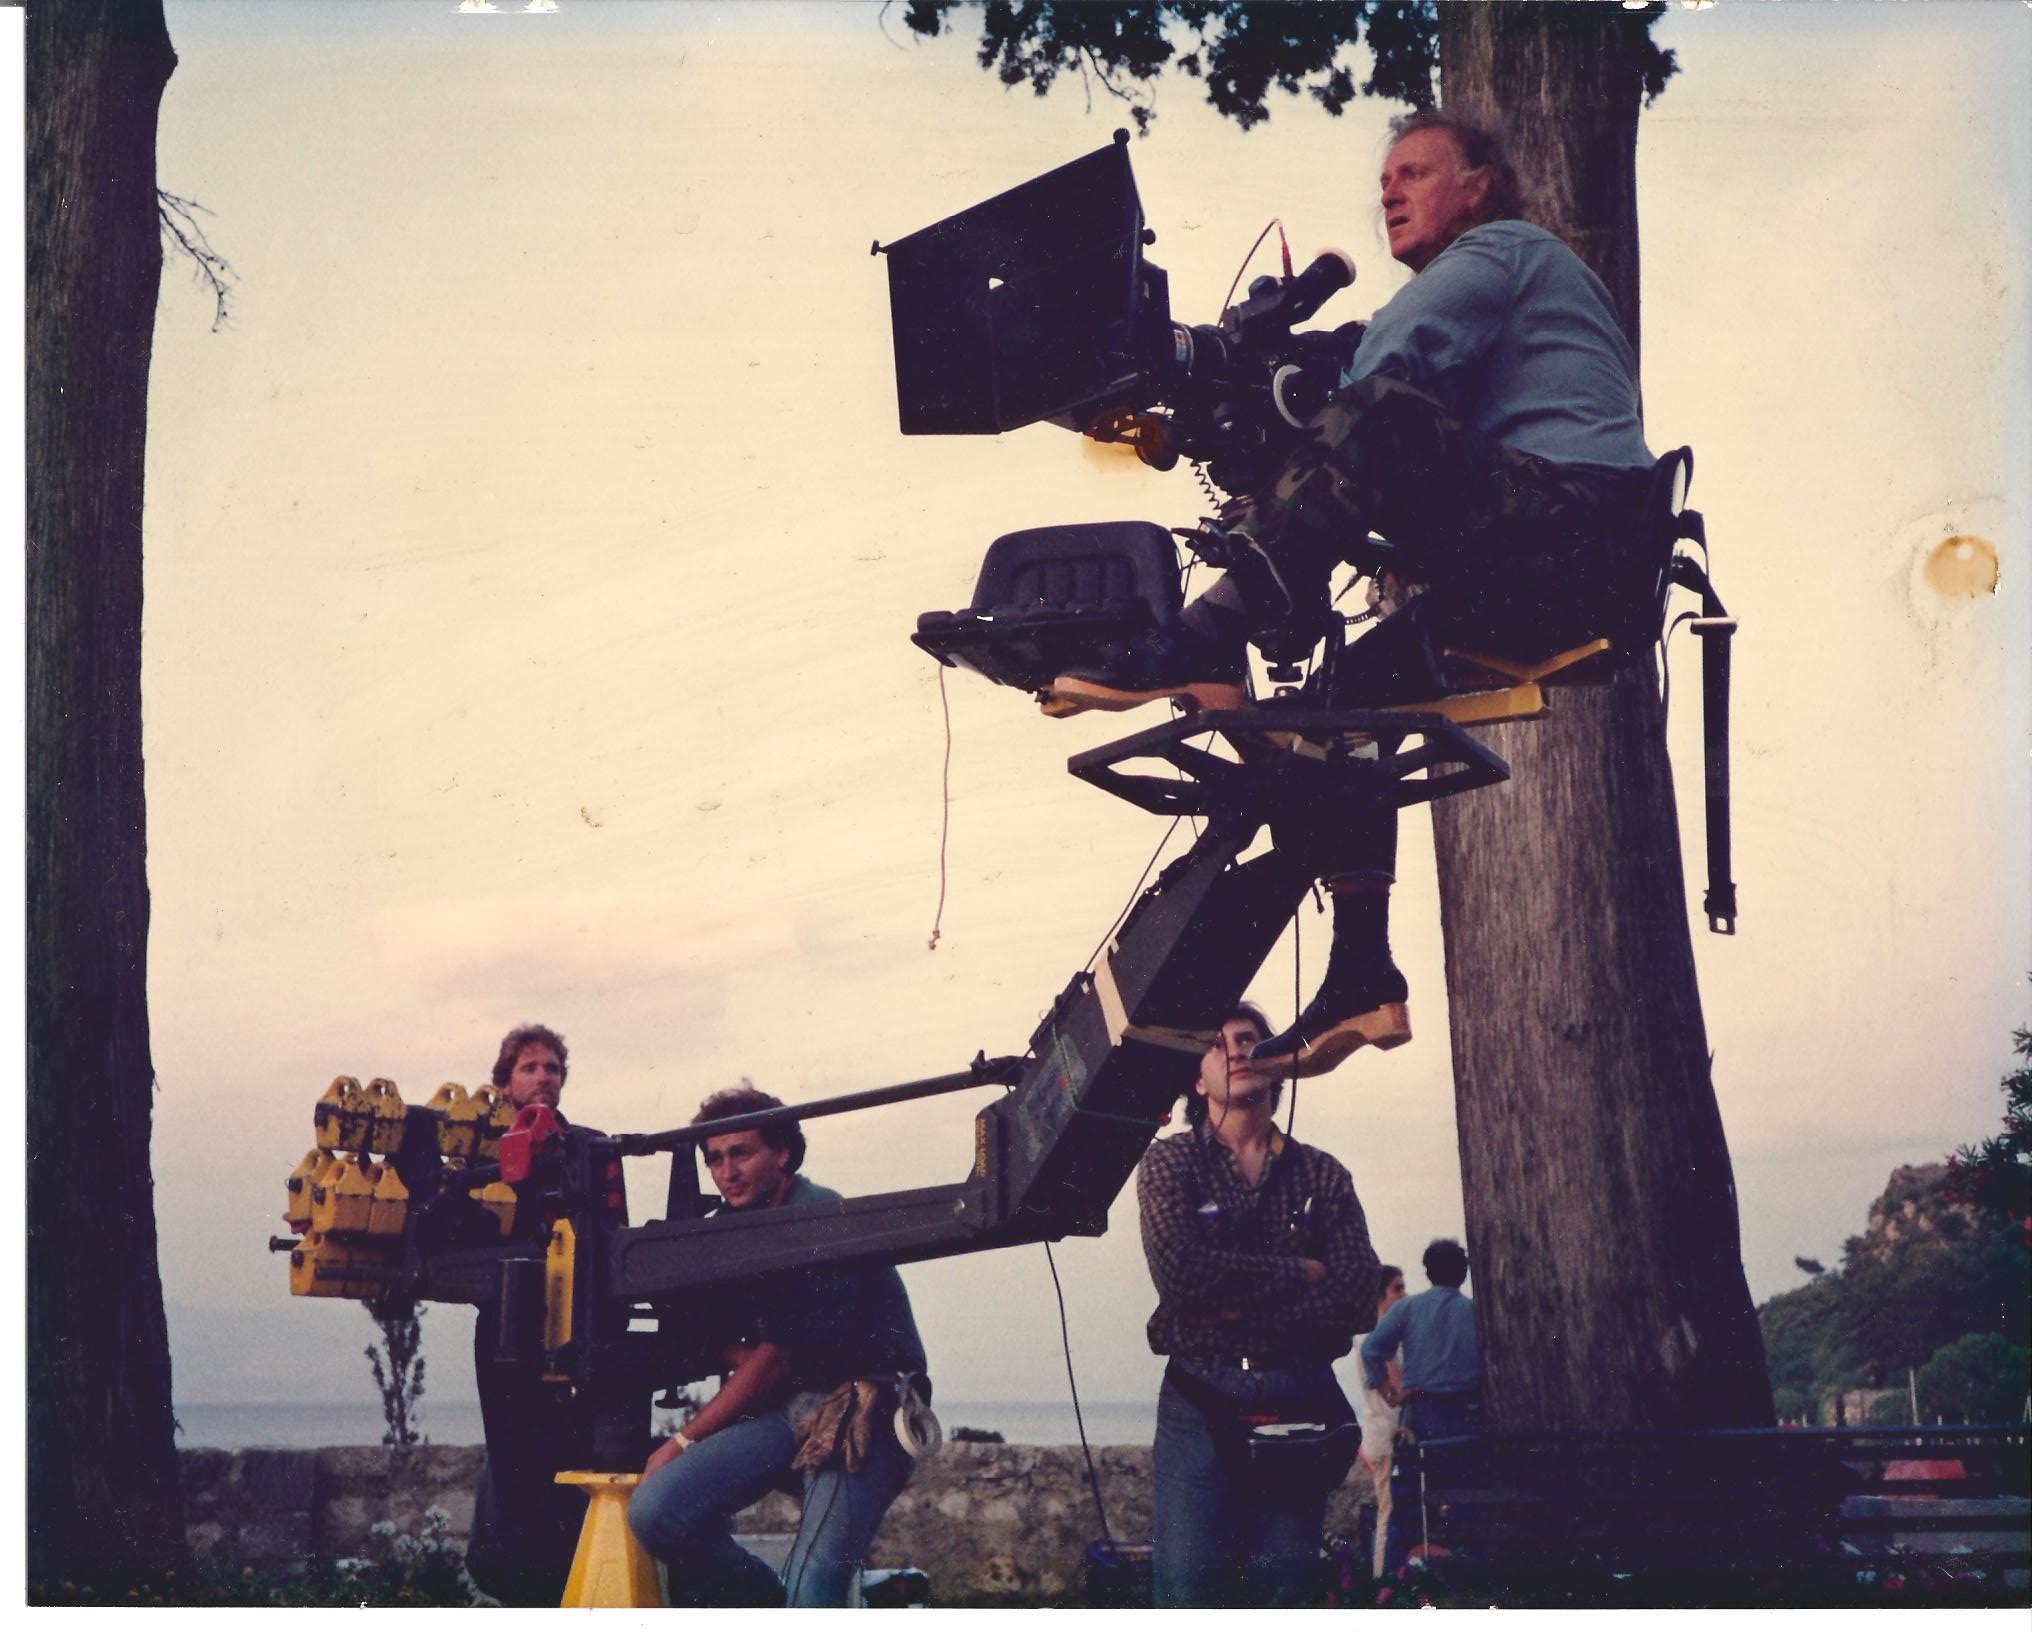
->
<box><xmin>276</xmin><ymin>135</ymin><xmax>1733</xmax><ymax>1514</ymax></box>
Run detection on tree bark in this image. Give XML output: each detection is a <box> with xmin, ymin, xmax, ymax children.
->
<box><xmin>26</xmin><ymin>0</ymin><xmax>185</xmax><ymax>1584</ymax></box>
<box><xmin>1431</xmin><ymin>4</ymin><xmax>1773</xmax><ymax>1431</ymax></box>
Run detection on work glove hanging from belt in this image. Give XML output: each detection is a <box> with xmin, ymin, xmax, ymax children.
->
<box><xmin>791</xmin><ymin>1379</ymin><xmax>887</xmax><ymax>1475</ymax></box>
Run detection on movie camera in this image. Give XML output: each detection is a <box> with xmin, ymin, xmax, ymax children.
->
<box><xmin>874</xmin><ymin>129</ymin><xmax>1363</xmax><ymax>499</ymax></box>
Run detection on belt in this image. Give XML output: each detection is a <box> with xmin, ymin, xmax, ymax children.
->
<box><xmin>1174</xmin><ymin>1348</ymin><xmax>1331</xmax><ymax>1374</ymax></box>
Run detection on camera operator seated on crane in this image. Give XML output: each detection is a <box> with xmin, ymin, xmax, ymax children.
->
<box><xmin>626</xmin><ymin>1085</ymin><xmax>932</xmax><ymax>1608</ymax></box>
<box><xmin>466</xmin><ymin>1023</ymin><xmax>625</xmax><ymax>1608</ymax></box>
<box><xmin>1138</xmin><ymin>1004</ymin><xmax>1377</xmax><ymax>1607</ymax></box>
<box><xmin>1054</xmin><ymin>109</ymin><xmax>1657</xmax><ymax>1082</ymax></box>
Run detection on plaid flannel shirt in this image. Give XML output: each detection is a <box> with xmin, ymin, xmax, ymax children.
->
<box><xmin>1137</xmin><ymin>1122</ymin><xmax>1376</xmax><ymax>1363</ymax></box>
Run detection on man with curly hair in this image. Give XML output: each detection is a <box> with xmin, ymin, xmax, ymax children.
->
<box><xmin>627</xmin><ymin>1084</ymin><xmax>931</xmax><ymax>1607</ymax></box>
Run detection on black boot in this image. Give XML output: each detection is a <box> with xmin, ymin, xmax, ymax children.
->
<box><xmin>1251</xmin><ymin>885</ymin><xmax>1410</xmax><ymax>1078</ymax></box>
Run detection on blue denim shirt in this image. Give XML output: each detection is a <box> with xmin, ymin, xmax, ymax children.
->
<box><xmin>1361</xmin><ymin>1285</ymin><xmax>1481</xmax><ymax>1396</ymax></box>
<box><xmin>1342</xmin><ymin>219</ymin><xmax>1653</xmax><ymax>475</ymax></box>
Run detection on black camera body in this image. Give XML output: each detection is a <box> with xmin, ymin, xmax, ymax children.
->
<box><xmin>876</xmin><ymin>130</ymin><xmax>1360</xmax><ymax>500</ymax></box>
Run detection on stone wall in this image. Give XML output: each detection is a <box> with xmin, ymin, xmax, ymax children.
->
<box><xmin>180</xmin><ymin>1444</ymin><xmax>1378</xmax><ymax>1603</ymax></box>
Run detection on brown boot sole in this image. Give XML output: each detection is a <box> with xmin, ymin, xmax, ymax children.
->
<box><xmin>1039</xmin><ymin>677</ymin><xmax>1249</xmax><ymax>718</ymax></box>
<box><xmin>1254</xmin><ymin>1003</ymin><xmax>1412</xmax><ymax>1080</ymax></box>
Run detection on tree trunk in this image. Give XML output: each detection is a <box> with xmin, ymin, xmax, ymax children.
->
<box><xmin>26</xmin><ymin>0</ymin><xmax>184</xmax><ymax>1585</ymax></box>
<box><xmin>1431</xmin><ymin>4</ymin><xmax>1773</xmax><ymax>1431</ymax></box>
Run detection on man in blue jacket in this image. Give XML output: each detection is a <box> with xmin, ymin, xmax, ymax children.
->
<box><xmin>1056</xmin><ymin>110</ymin><xmax>1659</xmax><ymax>1083</ymax></box>
<box><xmin>1362</xmin><ymin>1238</ymin><xmax>1483</xmax><ymax>1577</ymax></box>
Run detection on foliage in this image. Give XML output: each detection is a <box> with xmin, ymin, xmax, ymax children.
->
<box><xmin>1760</xmin><ymin>1129</ymin><xmax>2032</xmax><ymax>1414</ymax></box>
<box><xmin>950</xmin><ymin>1424</ymin><xmax>1006</xmax><ymax>1443</ymax></box>
<box><xmin>365</xmin><ymin>1295</ymin><xmax>427</xmax><ymax>1448</ymax></box>
<box><xmin>1758</xmin><ymin>1270</ymin><xmax>1849</xmax><ymax>1396</ymax></box>
<box><xmin>901</xmin><ymin>0</ymin><xmax>1434</xmax><ymax>133</ymax></box>
<box><xmin>1915</xmin><ymin>1333</ymin><xmax>2031</xmax><ymax>1426</ymax></box>
<box><xmin>1826</xmin><ymin>1229</ymin><xmax>2029</xmax><ymax>1384</ymax></box>
<box><xmin>899</xmin><ymin>2</ymin><xmax>1676</xmax><ymax>134</ymax></box>
<box><xmin>1867</xmin><ymin>1388</ymin><xmax>1914</xmax><ymax>1428</ymax></box>
<box><xmin>29</xmin><ymin>1508</ymin><xmax>484</xmax><ymax>1608</ymax></box>
<box><xmin>1948</xmin><ymin>1023</ymin><xmax>2032</xmax><ymax>1237</ymax></box>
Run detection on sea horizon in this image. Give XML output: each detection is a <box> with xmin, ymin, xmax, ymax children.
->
<box><xmin>175</xmin><ymin>1396</ymin><xmax>1159</xmax><ymax>1452</ymax></box>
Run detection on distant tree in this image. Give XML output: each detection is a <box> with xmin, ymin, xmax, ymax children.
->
<box><xmin>366</xmin><ymin>1297</ymin><xmax>428</xmax><ymax>1448</ymax></box>
<box><xmin>1916</xmin><ymin>1333</ymin><xmax>2031</xmax><ymax>1426</ymax></box>
<box><xmin>1866</xmin><ymin>1389</ymin><xmax>1914</xmax><ymax>1429</ymax></box>
<box><xmin>950</xmin><ymin>1425</ymin><xmax>1006</xmax><ymax>1444</ymax></box>
<box><xmin>26</xmin><ymin>0</ymin><xmax>186</xmax><ymax>1587</ymax></box>
<box><xmin>1949</xmin><ymin>1020</ymin><xmax>2032</xmax><ymax>1238</ymax></box>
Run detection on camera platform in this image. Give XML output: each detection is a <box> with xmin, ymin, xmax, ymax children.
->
<box><xmin>1069</xmin><ymin>705</ymin><xmax>1512</xmax><ymax>824</ymax></box>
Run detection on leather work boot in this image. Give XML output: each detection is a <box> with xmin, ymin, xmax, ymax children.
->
<box><xmin>1251</xmin><ymin>897</ymin><xmax>1411</xmax><ymax>1078</ymax></box>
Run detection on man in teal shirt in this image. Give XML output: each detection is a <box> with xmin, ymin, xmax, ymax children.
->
<box><xmin>1057</xmin><ymin>109</ymin><xmax>1659</xmax><ymax>1083</ymax></box>
<box><xmin>627</xmin><ymin>1085</ymin><xmax>929</xmax><ymax>1606</ymax></box>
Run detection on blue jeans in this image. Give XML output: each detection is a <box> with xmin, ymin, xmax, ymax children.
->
<box><xmin>1151</xmin><ymin>1361</ymin><xmax>1338</xmax><ymax>1608</ymax></box>
<box><xmin>626</xmin><ymin>1391</ymin><xmax>917</xmax><ymax>1607</ymax></box>
<box><xmin>1382</xmin><ymin>1393</ymin><xmax>1484</xmax><ymax>1580</ymax></box>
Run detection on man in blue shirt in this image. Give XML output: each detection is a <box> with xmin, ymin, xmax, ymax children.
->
<box><xmin>1362</xmin><ymin>1238</ymin><xmax>1483</xmax><ymax>1577</ymax></box>
<box><xmin>1056</xmin><ymin>111</ymin><xmax>1659</xmax><ymax>1082</ymax></box>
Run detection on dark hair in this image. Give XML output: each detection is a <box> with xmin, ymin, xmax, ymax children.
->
<box><xmin>1387</xmin><ymin>108</ymin><xmax>1527</xmax><ymax>226</ymax></box>
<box><xmin>693</xmin><ymin>1080</ymin><xmax>806</xmax><ymax>1174</ymax></box>
<box><xmin>1376</xmin><ymin>1263</ymin><xmax>1405</xmax><ymax>1306</ymax></box>
<box><xmin>1182</xmin><ymin>1004</ymin><xmax>1280</xmax><ymax>1129</ymax></box>
<box><xmin>1424</xmin><ymin>1237</ymin><xmax>1470</xmax><ymax>1288</ymax></box>
<box><xmin>491</xmin><ymin>1023</ymin><xmax>569</xmax><ymax>1089</ymax></box>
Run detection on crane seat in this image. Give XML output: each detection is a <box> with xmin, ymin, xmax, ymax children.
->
<box><xmin>1309</xmin><ymin>446</ymin><xmax>1708</xmax><ymax>743</ymax></box>
<box><xmin>912</xmin><ymin>520</ymin><xmax>1184</xmax><ymax>699</ymax></box>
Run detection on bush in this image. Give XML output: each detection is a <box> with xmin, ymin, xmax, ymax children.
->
<box><xmin>1916</xmin><ymin>1333</ymin><xmax>2032</xmax><ymax>1424</ymax></box>
<box><xmin>29</xmin><ymin>1508</ymin><xmax>487</xmax><ymax>1608</ymax></box>
<box><xmin>950</xmin><ymin>1425</ymin><xmax>1005</xmax><ymax>1444</ymax></box>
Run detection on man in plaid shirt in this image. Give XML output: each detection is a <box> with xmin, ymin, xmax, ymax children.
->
<box><xmin>1137</xmin><ymin>1003</ymin><xmax>1379</xmax><ymax>1607</ymax></box>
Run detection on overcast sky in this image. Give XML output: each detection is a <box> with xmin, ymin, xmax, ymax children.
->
<box><xmin>135</xmin><ymin>0</ymin><xmax>2029</xmax><ymax>1415</ymax></box>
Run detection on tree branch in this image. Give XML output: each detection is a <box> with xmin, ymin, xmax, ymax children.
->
<box><xmin>156</xmin><ymin>189</ymin><xmax>234</xmax><ymax>332</ymax></box>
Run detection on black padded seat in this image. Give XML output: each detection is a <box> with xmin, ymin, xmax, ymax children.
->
<box><xmin>913</xmin><ymin>520</ymin><xmax>1182</xmax><ymax>695</ymax></box>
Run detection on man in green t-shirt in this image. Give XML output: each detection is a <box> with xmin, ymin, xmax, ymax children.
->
<box><xmin>626</xmin><ymin>1085</ymin><xmax>930</xmax><ymax>1606</ymax></box>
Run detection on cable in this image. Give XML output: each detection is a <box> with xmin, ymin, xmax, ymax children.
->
<box><xmin>1043</xmin><ymin>1241</ymin><xmax>1113</xmax><ymax>1543</ymax></box>
<box><xmin>1220</xmin><ymin>217</ymin><xmax>1292</xmax><ymax>315</ymax></box>
<box><xmin>782</xmin><ymin>1459</ymin><xmax>850</xmax><ymax>1606</ymax></box>
<box><xmin>1285</xmin><ymin>899</ymin><xmax>1303</xmax><ymax>1139</ymax></box>
<box><xmin>926</xmin><ymin>666</ymin><xmax>953</xmax><ymax>951</ymax></box>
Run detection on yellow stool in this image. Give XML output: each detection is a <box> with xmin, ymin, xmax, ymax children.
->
<box><xmin>555</xmin><ymin>1471</ymin><xmax>663</xmax><ymax>1607</ymax></box>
